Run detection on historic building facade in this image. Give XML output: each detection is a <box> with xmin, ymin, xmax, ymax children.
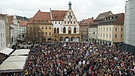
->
<box><xmin>27</xmin><ymin>1</ymin><xmax>80</xmax><ymax>43</ymax></box>
<box><xmin>18</xmin><ymin>20</ymin><xmax>28</xmax><ymax>40</ymax></box>
<box><xmin>0</xmin><ymin>15</ymin><xmax>6</xmax><ymax>51</ymax></box>
<box><xmin>88</xmin><ymin>24</ymin><xmax>97</xmax><ymax>42</ymax></box>
<box><xmin>79</xmin><ymin>18</ymin><xmax>94</xmax><ymax>41</ymax></box>
<box><xmin>97</xmin><ymin>12</ymin><xmax>124</xmax><ymax>46</ymax></box>
<box><xmin>8</xmin><ymin>15</ymin><xmax>19</xmax><ymax>45</ymax></box>
<box><xmin>88</xmin><ymin>11</ymin><xmax>113</xmax><ymax>42</ymax></box>
<box><xmin>28</xmin><ymin>10</ymin><xmax>53</xmax><ymax>43</ymax></box>
<box><xmin>124</xmin><ymin>0</ymin><xmax>135</xmax><ymax>54</ymax></box>
<box><xmin>52</xmin><ymin>1</ymin><xmax>80</xmax><ymax>43</ymax></box>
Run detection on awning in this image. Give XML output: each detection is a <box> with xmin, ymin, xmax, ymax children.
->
<box><xmin>0</xmin><ymin>47</ymin><xmax>13</xmax><ymax>55</ymax></box>
<box><xmin>0</xmin><ymin>49</ymin><xmax>30</xmax><ymax>73</ymax></box>
<box><xmin>11</xmin><ymin>49</ymin><xmax>29</xmax><ymax>56</ymax></box>
<box><xmin>0</xmin><ymin>56</ymin><xmax>28</xmax><ymax>73</ymax></box>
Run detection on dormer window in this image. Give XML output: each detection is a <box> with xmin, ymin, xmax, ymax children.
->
<box><xmin>33</xmin><ymin>20</ymin><xmax>38</xmax><ymax>23</ymax></box>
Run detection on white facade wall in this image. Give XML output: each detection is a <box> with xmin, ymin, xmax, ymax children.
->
<box><xmin>124</xmin><ymin>0</ymin><xmax>135</xmax><ymax>46</ymax></box>
<box><xmin>10</xmin><ymin>24</ymin><xmax>19</xmax><ymax>44</ymax></box>
<box><xmin>0</xmin><ymin>20</ymin><xmax>6</xmax><ymax>51</ymax></box>
<box><xmin>52</xmin><ymin>9</ymin><xmax>79</xmax><ymax>34</ymax></box>
<box><xmin>88</xmin><ymin>27</ymin><xmax>97</xmax><ymax>39</ymax></box>
<box><xmin>19</xmin><ymin>26</ymin><xmax>26</xmax><ymax>38</ymax></box>
<box><xmin>19</xmin><ymin>26</ymin><xmax>26</xmax><ymax>34</ymax></box>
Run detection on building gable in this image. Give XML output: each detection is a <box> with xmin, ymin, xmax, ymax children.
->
<box><xmin>62</xmin><ymin>9</ymin><xmax>78</xmax><ymax>26</ymax></box>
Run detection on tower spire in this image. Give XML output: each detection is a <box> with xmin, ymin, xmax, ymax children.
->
<box><xmin>68</xmin><ymin>1</ymin><xmax>72</xmax><ymax>9</ymax></box>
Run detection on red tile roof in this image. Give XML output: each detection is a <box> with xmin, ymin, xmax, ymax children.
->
<box><xmin>96</xmin><ymin>11</ymin><xmax>113</xmax><ymax>20</ymax></box>
<box><xmin>94</xmin><ymin>13</ymin><xmax>124</xmax><ymax>25</ymax></box>
<box><xmin>113</xmin><ymin>13</ymin><xmax>124</xmax><ymax>25</ymax></box>
<box><xmin>79</xmin><ymin>18</ymin><xmax>94</xmax><ymax>25</ymax></box>
<box><xmin>28</xmin><ymin>10</ymin><xmax>52</xmax><ymax>24</ymax></box>
<box><xmin>18</xmin><ymin>20</ymin><xmax>28</xmax><ymax>27</ymax></box>
<box><xmin>51</xmin><ymin>10</ymin><xmax>68</xmax><ymax>21</ymax></box>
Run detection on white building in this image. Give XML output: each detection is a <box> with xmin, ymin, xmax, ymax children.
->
<box><xmin>18</xmin><ymin>20</ymin><xmax>28</xmax><ymax>39</ymax></box>
<box><xmin>8</xmin><ymin>15</ymin><xmax>19</xmax><ymax>45</ymax></box>
<box><xmin>0</xmin><ymin>15</ymin><xmax>6</xmax><ymax>51</ymax></box>
<box><xmin>51</xmin><ymin>1</ymin><xmax>81</xmax><ymax>42</ymax></box>
<box><xmin>124</xmin><ymin>0</ymin><xmax>135</xmax><ymax>54</ymax></box>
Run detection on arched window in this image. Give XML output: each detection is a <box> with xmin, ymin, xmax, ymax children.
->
<box><xmin>68</xmin><ymin>27</ymin><xmax>71</xmax><ymax>34</ymax></box>
<box><xmin>54</xmin><ymin>28</ymin><xmax>56</xmax><ymax>33</ymax></box>
<box><xmin>57</xmin><ymin>28</ymin><xmax>59</xmax><ymax>33</ymax></box>
<box><xmin>74</xmin><ymin>27</ymin><xmax>76</xmax><ymax>33</ymax></box>
<box><xmin>63</xmin><ymin>27</ymin><xmax>66</xmax><ymax>33</ymax></box>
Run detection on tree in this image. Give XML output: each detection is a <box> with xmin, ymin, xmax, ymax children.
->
<box><xmin>25</xmin><ymin>24</ymin><xmax>44</xmax><ymax>46</ymax></box>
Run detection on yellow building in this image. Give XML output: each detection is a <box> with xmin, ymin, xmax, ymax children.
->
<box><xmin>79</xmin><ymin>18</ymin><xmax>94</xmax><ymax>41</ymax></box>
<box><xmin>97</xmin><ymin>12</ymin><xmax>124</xmax><ymax>46</ymax></box>
<box><xmin>27</xmin><ymin>10</ymin><xmax>53</xmax><ymax>43</ymax></box>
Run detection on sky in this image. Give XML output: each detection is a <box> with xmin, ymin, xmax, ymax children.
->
<box><xmin>0</xmin><ymin>0</ymin><xmax>127</xmax><ymax>21</ymax></box>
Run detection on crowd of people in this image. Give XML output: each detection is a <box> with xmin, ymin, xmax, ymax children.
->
<box><xmin>1</xmin><ymin>42</ymin><xmax>135</xmax><ymax>76</ymax></box>
<box><xmin>23</xmin><ymin>42</ymin><xmax>135</xmax><ymax>76</ymax></box>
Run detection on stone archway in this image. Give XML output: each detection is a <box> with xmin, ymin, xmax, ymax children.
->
<box><xmin>71</xmin><ymin>37</ymin><xmax>75</xmax><ymax>42</ymax></box>
<box><xmin>76</xmin><ymin>37</ymin><xmax>80</xmax><ymax>42</ymax></box>
<box><xmin>64</xmin><ymin>37</ymin><xmax>70</xmax><ymax>42</ymax></box>
<box><xmin>48</xmin><ymin>38</ymin><xmax>52</xmax><ymax>42</ymax></box>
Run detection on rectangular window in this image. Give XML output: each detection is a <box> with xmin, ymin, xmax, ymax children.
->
<box><xmin>106</xmin><ymin>28</ymin><xmax>108</xmax><ymax>31</ymax></box>
<box><xmin>106</xmin><ymin>34</ymin><xmax>108</xmax><ymax>38</ymax></box>
<box><xmin>115</xmin><ymin>34</ymin><xmax>117</xmax><ymax>38</ymax></box>
<box><xmin>49</xmin><ymin>32</ymin><xmax>51</xmax><ymax>35</ymax></box>
<box><xmin>121</xmin><ymin>34</ymin><xmax>123</xmax><ymax>38</ymax></box>
<box><xmin>121</xmin><ymin>28</ymin><xmax>123</xmax><ymax>31</ymax></box>
<box><xmin>110</xmin><ymin>28</ymin><xmax>111</xmax><ymax>31</ymax></box>
<box><xmin>49</xmin><ymin>27</ymin><xmax>51</xmax><ymax>29</ymax></box>
<box><xmin>115</xmin><ymin>28</ymin><xmax>118</xmax><ymax>31</ymax></box>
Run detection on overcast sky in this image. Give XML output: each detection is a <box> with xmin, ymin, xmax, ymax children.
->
<box><xmin>0</xmin><ymin>0</ymin><xmax>127</xmax><ymax>21</ymax></box>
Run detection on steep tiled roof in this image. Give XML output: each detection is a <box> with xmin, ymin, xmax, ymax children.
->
<box><xmin>51</xmin><ymin>10</ymin><xmax>67</xmax><ymax>21</ymax></box>
<box><xmin>28</xmin><ymin>10</ymin><xmax>51</xmax><ymax>24</ymax></box>
<box><xmin>113</xmin><ymin>13</ymin><xmax>124</xmax><ymax>25</ymax></box>
<box><xmin>18</xmin><ymin>20</ymin><xmax>28</xmax><ymax>27</ymax></box>
<box><xmin>98</xmin><ymin>13</ymin><xmax>124</xmax><ymax>25</ymax></box>
<box><xmin>79</xmin><ymin>18</ymin><xmax>94</xmax><ymax>25</ymax></box>
<box><xmin>96</xmin><ymin>11</ymin><xmax>113</xmax><ymax>20</ymax></box>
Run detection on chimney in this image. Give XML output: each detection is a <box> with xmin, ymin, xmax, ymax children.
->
<box><xmin>50</xmin><ymin>8</ymin><xmax>52</xmax><ymax>20</ymax></box>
